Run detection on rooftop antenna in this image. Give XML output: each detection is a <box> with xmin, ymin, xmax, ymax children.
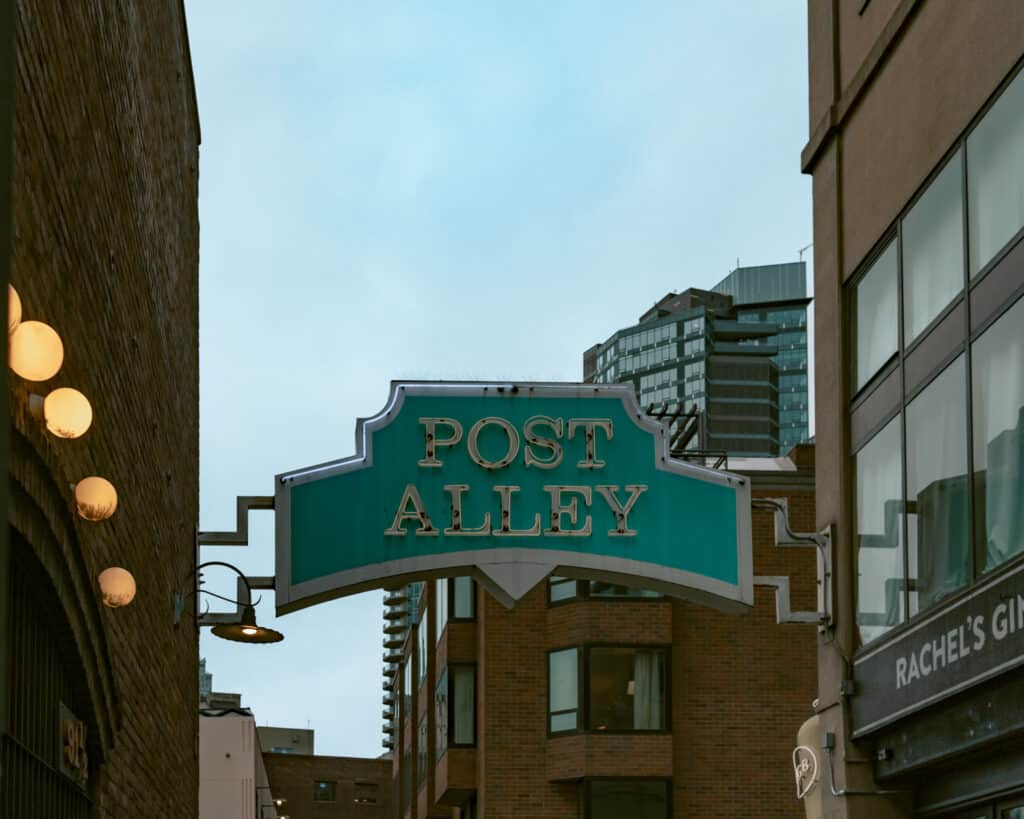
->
<box><xmin>798</xmin><ymin>242</ymin><xmax>813</xmax><ymax>261</ymax></box>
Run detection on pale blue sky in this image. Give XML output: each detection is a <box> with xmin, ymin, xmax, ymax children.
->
<box><xmin>188</xmin><ymin>1</ymin><xmax>811</xmax><ymax>757</ymax></box>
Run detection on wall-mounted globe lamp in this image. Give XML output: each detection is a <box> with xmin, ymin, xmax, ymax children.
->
<box><xmin>98</xmin><ymin>567</ymin><xmax>137</xmax><ymax>607</ymax></box>
<box><xmin>8</xmin><ymin>285</ymin><xmax>21</xmax><ymax>334</ymax></box>
<box><xmin>74</xmin><ymin>477</ymin><xmax>118</xmax><ymax>521</ymax></box>
<box><xmin>9</xmin><ymin>320</ymin><xmax>63</xmax><ymax>381</ymax></box>
<box><xmin>173</xmin><ymin>560</ymin><xmax>283</xmax><ymax>644</ymax></box>
<box><xmin>29</xmin><ymin>387</ymin><xmax>94</xmax><ymax>438</ymax></box>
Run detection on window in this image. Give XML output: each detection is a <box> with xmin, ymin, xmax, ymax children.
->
<box><xmin>906</xmin><ymin>357</ymin><xmax>970</xmax><ymax>615</ymax></box>
<box><xmin>902</xmin><ymin>150</ymin><xmax>964</xmax><ymax>345</ymax></box>
<box><xmin>854</xmin><ymin>240</ymin><xmax>898</xmax><ymax>391</ymax></box>
<box><xmin>437</xmin><ymin>664</ymin><xmax>475</xmax><ymax>755</ymax></box>
<box><xmin>548</xmin><ymin>578</ymin><xmax>662</xmax><ymax>602</ymax></box>
<box><xmin>968</xmin><ymin>66</ymin><xmax>1024</xmax><ymax>276</ymax></box>
<box><xmin>583</xmin><ymin>780</ymin><xmax>669</xmax><ymax>819</ymax></box>
<box><xmin>588</xmin><ymin>647</ymin><xmax>667</xmax><ymax>731</ymax></box>
<box><xmin>417</xmin><ymin>609</ymin><xmax>428</xmax><ymax>687</ymax></box>
<box><xmin>548</xmin><ymin>576</ymin><xmax>578</xmax><ymax>602</ymax></box>
<box><xmin>550</xmin><ymin>646</ymin><xmax>668</xmax><ymax>733</ymax></box>
<box><xmin>684</xmin><ymin>316</ymin><xmax>704</xmax><ymax>337</ymax></box>
<box><xmin>435</xmin><ymin>579</ymin><xmax>448</xmax><ymax>643</ymax></box>
<box><xmin>548</xmin><ymin>648</ymin><xmax>579</xmax><ymax>732</ymax></box>
<box><xmin>403</xmin><ymin>658</ymin><xmax>412</xmax><ymax>723</ymax></box>
<box><xmin>587</xmin><ymin>581</ymin><xmax>661</xmax><ymax>599</ymax></box>
<box><xmin>314</xmin><ymin>781</ymin><xmax>337</xmax><ymax>802</ymax></box>
<box><xmin>684</xmin><ymin>338</ymin><xmax>704</xmax><ymax>357</ymax></box>
<box><xmin>684</xmin><ymin>361</ymin><xmax>704</xmax><ymax>382</ymax></box>
<box><xmin>452</xmin><ymin>576</ymin><xmax>475</xmax><ymax>618</ymax></box>
<box><xmin>972</xmin><ymin>295</ymin><xmax>1024</xmax><ymax>572</ymax></box>
<box><xmin>417</xmin><ymin>715</ymin><xmax>427</xmax><ymax>791</ymax></box>
<box><xmin>855</xmin><ymin>416</ymin><xmax>904</xmax><ymax>645</ymax></box>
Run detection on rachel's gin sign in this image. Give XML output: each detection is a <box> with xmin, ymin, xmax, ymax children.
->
<box><xmin>274</xmin><ymin>382</ymin><xmax>752</xmax><ymax>614</ymax></box>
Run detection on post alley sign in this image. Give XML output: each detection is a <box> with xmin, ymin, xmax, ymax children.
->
<box><xmin>274</xmin><ymin>382</ymin><xmax>752</xmax><ymax>614</ymax></box>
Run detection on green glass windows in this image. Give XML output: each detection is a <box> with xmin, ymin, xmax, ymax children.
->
<box><xmin>548</xmin><ymin>648</ymin><xmax>579</xmax><ymax>732</ymax></box>
<box><xmin>854</xmin><ymin>240</ymin><xmax>898</xmax><ymax>391</ymax></box>
<box><xmin>968</xmin><ymin>67</ymin><xmax>1024</xmax><ymax>276</ymax></box>
<box><xmin>972</xmin><ymin>296</ymin><xmax>1024</xmax><ymax>572</ymax></box>
<box><xmin>855</xmin><ymin>416</ymin><xmax>905</xmax><ymax>645</ymax></box>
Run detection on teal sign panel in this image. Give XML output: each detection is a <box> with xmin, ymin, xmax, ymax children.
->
<box><xmin>275</xmin><ymin>382</ymin><xmax>752</xmax><ymax>614</ymax></box>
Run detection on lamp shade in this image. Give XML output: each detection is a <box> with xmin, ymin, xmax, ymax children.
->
<box><xmin>44</xmin><ymin>388</ymin><xmax>93</xmax><ymax>438</ymax></box>
<box><xmin>9</xmin><ymin>320</ymin><xmax>63</xmax><ymax>381</ymax></box>
<box><xmin>74</xmin><ymin>477</ymin><xmax>118</xmax><ymax>521</ymax></box>
<box><xmin>98</xmin><ymin>567</ymin><xmax>136</xmax><ymax>607</ymax></box>
<box><xmin>8</xmin><ymin>285</ymin><xmax>21</xmax><ymax>334</ymax></box>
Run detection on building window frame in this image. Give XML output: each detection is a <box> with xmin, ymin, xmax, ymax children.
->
<box><xmin>313</xmin><ymin>780</ymin><xmax>338</xmax><ymax>802</ymax></box>
<box><xmin>547</xmin><ymin>577</ymin><xmax>666</xmax><ymax>605</ymax></box>
<box><xmin>435</xmin><ymin>663</ymin><xmax>477</xmax><ymax>758</ymax></box>
<box><xmin>547</xmin><ymin>644</ymin><xmax>671</xmax><ymax>737</ymax></box>
<box><xmin>847</xmin><ymin>56</ymin><xmax>1024</xmax><ymax>651</ymax></box>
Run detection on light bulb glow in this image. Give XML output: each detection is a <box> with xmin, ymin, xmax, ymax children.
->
<box><xmin>98</xmin><ymin>567</ymin><xmax>136</xmax><ymax>608</ymax></box>
<box><xmin>43</xmin><ymin>388</ymin><xmax>93</xmax><ymax>438</ymax></box>
<box><xmin>75</xmin><ymin>477</ymin><xmax>118</xmax><ymax>521</ymax></box>
<box><xmin>8</xmin><ymin>285</ymin><xmax>21</xmax><ymax>334</ymax></box>
<box><xmin>9</xmin><ymin>320</ymin><xmax>64</xmax><ymax>381</ymax></box>
<box><xmin>241</xmin><ymin>627</ymin><xmax>259</xmax><ymax>635</ymax></box>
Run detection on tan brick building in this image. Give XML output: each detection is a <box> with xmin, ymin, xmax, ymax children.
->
<box><xmin>2</xmin><ymin>0</ymin><xmax>200</xmax><ymax>815</ymax></box>
<box><xmin>387</xmin><ymin>447</ymin><xmax>817</xmax><ymax>818</ymax></box>
<box><xmin>804</xmin><ymin>1</ymin><xmax>1024</xmax><ymax>816</ymax></box>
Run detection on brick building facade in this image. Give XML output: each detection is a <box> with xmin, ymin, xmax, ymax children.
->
<box><xmin>264</xmin><ymin>753</ymin><xmax>393</xmax><ymax>819</ymax></box>
<box><xmin>391</xmin><ymin>447</ymin><xmax>817</xmax><ymax>819</ymax></box>
<box><xmin>3</xmin><ymin>1</ymin><xmax>200</xmax><ymax>815</ymax></box>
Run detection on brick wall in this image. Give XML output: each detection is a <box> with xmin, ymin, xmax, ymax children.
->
<box><xmin>395</xmin><ymin>469</ymin><xmax>817</xmax><ymax>819</ymax></box>
<box><xmin>9</xmin><ymin>0</ymin><xmax>200</xmax><ymax>816</ymax></box>
<box><xmin>264</xmin><ymin>753</ymin><xmax>393</xmax><ymax>819</ymax></box>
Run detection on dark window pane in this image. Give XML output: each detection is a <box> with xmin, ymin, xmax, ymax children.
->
<box><xmin>855</xmin><ymin>416</ymin><xmax>905</xmax><ymax>645</ymax></box>
<box><xmin>548</xmin><ymin>648</ymin><xmax>578</xmax><ymax>732</ymax></box>
<box><xmin>417</xmin><ymin>716</ymin><xmax>427</xmax><ymax>790</ymax></box>
<box><xmin>587</xmin><ymin>581</ymin><xmax>661</xmax><ymax>599</ymax></box>
<box><xmin>435</xmin><ymin>579</ymin><xmax>448</xmax><ymax>643</ymax></box>
<box><xmin>548</xmin><ymin>576</ymin><xmax>578</xmax><ymax>602</ymax></box>
<box><xmin>902</xmin><ymin>150</ymin><xmax>965</xmax><ymax>345</ymax></box>
<box><xmin>435</xmin><ymin>668</ymin><xmax>448</xmax><ymax>757</ymax></box>
<box><xmin>855</xmin><ymin>240</ymin><xmax>899</xmax><ymax>390</ymax></box>
<box><xmin>452</xmin><ymin>666</ymin><xmax>475</xmax><ymax>744</ymax></box>
<box><xmin>314</xmin><ymin>780</ymin><xmax>337</xmax><ymax>801</ymax></box>
<box><xmin>588</xmin><ymin>780</ymin><xmax>668</xmax><ymax>819</ymax></box>
<box><xmin>452</xmin><ymin>577</ymin><xmax>474</xmax><ymax>618</ymax></box>
<box><xmin>968</xmin><ymin>67</ymin><xmax>1024</xmax><ymax>276</ymax></box>
<box><xmin>907</xmin><ymin>356</ymin><xmax>970</xmax><ymax>616</ymax></box>
<box><xmin>588</xmin><ymin>648</ymin><xmax>666</xmax><ymax>731</ymax></box>
<box><xmin>972</xmin><ymin>295</ymin><xmax>1024</xmax><ymax>572</ymax></box>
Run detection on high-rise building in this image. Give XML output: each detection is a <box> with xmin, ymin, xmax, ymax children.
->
<box><xmin>583</xmin><ymin>262</ymin><xmax>810</xmax><ymax>456</ymax></box>
<box><xmin>804</xmin><ymin>3</ymin><xmax>1024</xmax><ymax>817</ymax></box>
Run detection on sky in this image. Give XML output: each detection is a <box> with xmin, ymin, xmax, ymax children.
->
<box><xmin>187</xmin><ymin>1</ymin><xmax>812</xmax><ymax>758</ymax></box>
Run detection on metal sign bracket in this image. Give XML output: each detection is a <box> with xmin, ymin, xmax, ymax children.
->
<box><xmin>752</xmin><ymin>498</ymin><xmax>833</xmax><ymax>630</ymax></box>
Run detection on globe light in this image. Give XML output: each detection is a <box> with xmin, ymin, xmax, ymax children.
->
<box><xmin>8</xmin><ymin>285</ymin><xmax>21</xmax><ymax>334</ymax></box>
<box><xmin>9</xmin><ymin>320</ymin><xmax>63</xmax><ymax>381</ymax></box>
<box><xmin>98</xmin><ymin>567</ymin><xmax>136</xmax><ymax>608</ymax></box>
<box><xmin>43</xmin><ymin>388</ymin><xmax>93</xmax><ymax>438</ymax></box>
<box><xmin>74</xmin><ymin>477</ymin><xmax>118</xmax><ymax>521</ymax></box>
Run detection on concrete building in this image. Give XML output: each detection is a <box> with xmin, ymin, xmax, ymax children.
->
<box><xmin>200</xmin><ymin>707</ymin><xmax>281</xmax><ymax>819</ymax></box>
<box><xmin>384</xmin><ymin>447</ymin><xmax>818</xmax><ymax>818</ymax></box>
<box><xmin>263</xmin><ymin>752</ymin><xmax>392</xmax><ymax>819</ymax></box>
<box><xmin>1</xmin><ymin>0</ymin><xmax>200</xmax><ymax>815</ymax></box>
<box><xmin>803</xmin><ymin>2</ymin><xmax>1024</xmax><ymax>816</ymax></box>
<box><xmin>583</xmin><ymin>263</ymin><xmax>810</xmax><ymax>457</ymax></box>
<box><xmin>260</xmin><ymin>726</ymin><xmax>316</xmax><ymax>756</ymax></box>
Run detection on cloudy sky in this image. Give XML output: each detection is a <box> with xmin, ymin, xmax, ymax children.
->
<box><xmin>186</xmin><ymin>0</ymin><xmax>811</xmax><ymax>757</ymax></box>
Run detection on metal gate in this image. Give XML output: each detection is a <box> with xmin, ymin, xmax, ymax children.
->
<box><xmin>1</xmin><ymin>535</ymin><xmax>93</xmax><ymax>818</ymax></box>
